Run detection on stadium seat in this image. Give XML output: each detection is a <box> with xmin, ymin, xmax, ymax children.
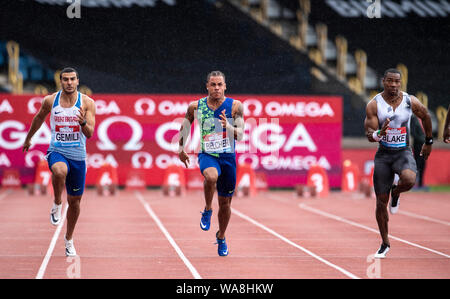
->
<box><xmin>18</xmin><ymin>64</ymin><xmax>29</xmax><ymax>81</ymax></box>
<box><xmin>45</xmin><ymin>69</ymin><xmax>54</xmax><ymax>81</ymax></box>
<box><xmin>0</xmin><ymin>41</ymin><xmax>6</xmax><ymax>67</ymax></box>
<box><xmin>29</xmin><ymin>65</ymin><xmax>44</xmax><ymax>81</ymax></box>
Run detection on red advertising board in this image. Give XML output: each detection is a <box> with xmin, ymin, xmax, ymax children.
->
<box><xmin>0</xmin><ymin>93</ymin><xmax>342</xmax><ymax>187</ymax></box>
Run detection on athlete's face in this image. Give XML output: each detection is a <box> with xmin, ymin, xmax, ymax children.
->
<box><xmin>61</xmin><ymin>72</ymin><xmax>79</xmax><ymax>94</ymax></box>
<box><xmin>206</xmin><ymin>76</ymin><xmax>226</xmax><ymax>100</ymax></box>
<box><xmin>382</xmin><ymin>72</ymin><xmax>401</xmax><ymax>97</ymax></box>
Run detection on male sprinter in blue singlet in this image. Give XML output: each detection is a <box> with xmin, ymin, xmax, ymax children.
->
<box><xmin>23</xmin><ymin>67</ymin><xmax>96</xmax><ymax>256</ymax></box>
<box><xmin>364</xmin><ymin>68</ymin><xmax>432</xmax><ymax>258</ymax></box>
<box><xmin>178</xmin><ymin>71</ymin><xmax>244</xmax><ymax>256</ymax></box>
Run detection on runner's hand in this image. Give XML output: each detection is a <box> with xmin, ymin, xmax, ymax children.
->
<box><xmin>444</xmin><ymin>126</ymin><xmax>450</xmax><ymax>143</ymax></box>
<box><xmin>219</xmin><ymin>109</ymin><xmax>229</xmax><ymax>129</ymax></box>
<box><xmin>379</xmin><ymin>118</ymin><xmax>390</xmax><ymax>136</ymax></box>
<box><xmin>179</xmin><ymin>150</ymin><xmax>190</xmax><ymax>168</ymax></box>
<box><xmin>420</xmin><ymin>144</ymin><xmax>432</xmax><ymax>160</ymax></box>
<box><xmin>22</xmin><ymin>139</ymin><xmax>31</xmax><ymax>152</ymax></box>
<box><xmin>77</xmin><ymin>106</ymin><xmax>86</xmax><ymax>125</ymax></box>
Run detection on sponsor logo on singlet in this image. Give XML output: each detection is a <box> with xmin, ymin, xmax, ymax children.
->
<box><xmin>381</xmin><ymin>127</ymin><xmax>407</xmax><ymax>148</ymax></box>
<box><xmin>203</xmin><ymin>131</ymin><xmax>231</xmax><ymax>153</ymax></box>
<box><xmin>53</xmin><ymin>113</ymin><xmax>82</xmax><ymax>147</ymax></box>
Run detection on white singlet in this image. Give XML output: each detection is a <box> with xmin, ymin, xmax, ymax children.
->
<box><xmin>47</xmin><ymin>90</ymin><xmax>87</xmax><ymax>160</ymax></box>
<box><xmin>374</xmin><ymin>91</ymin><xmax>412</xmax><ymax>150</ymax></box>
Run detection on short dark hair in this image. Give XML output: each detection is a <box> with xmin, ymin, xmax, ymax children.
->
<box><xmin>383</xmin><ymin>68</ymin><xmax>402</xmax><ymax>78</ymax></box>
<box><xmin>206</xmin><ymin>70</ymin><xmax>225</xmax><ymax>83</ymax></box>
<box><xmin>60</xmin><ymin>67</ymin><xmax>79</xmax><ymax>79</ymax></box>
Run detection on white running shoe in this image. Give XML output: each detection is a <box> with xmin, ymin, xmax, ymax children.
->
<box><xmin>374</xmin><ymin>243</ymin><xmax>390</xmax><ymax>258</ymax></box>
<box><xmin>50</xmin><ymin>203</ymin><xmax>62</xmax><ymax>226</ymax></box>
<box><xmin>389</xmin><ymin>185</ymin><xmax>400</xmax><ymax>215</ymax></box>
<box><xmin>64</xmin><ymin>236</ymin><xmax>77</xmax><ymax>257</ymax></box>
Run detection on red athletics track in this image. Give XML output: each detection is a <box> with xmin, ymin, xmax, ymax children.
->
<box><xmin>0</xmin><ymin>188</ymin><xmax>449</xmax><ymax>279</ymax></box>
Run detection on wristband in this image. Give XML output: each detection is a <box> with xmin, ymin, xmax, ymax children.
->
<box><xmin>80</xmin><ymin>119</ymin><xmax>87</xmax><ymax>127</ymax></box>
<box><xmin>425</xmin><ymin>137</ymin><xmax>433</xmax><ymax>145</ymax></box>
<box><xmin>372</xmin><ymin>130</ymin><xmax>382</xmax><ymax>142</ymax></box>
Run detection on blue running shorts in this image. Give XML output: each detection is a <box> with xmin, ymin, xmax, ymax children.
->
<box><xmin>198</xmin><ymin>153</ymin><xmax>236</xmax><ymax>197</ymax></box>
<box><xmin>46</xmin><ymin>151</ymin><xmax>87</xmax><ymax>196</ymax></box>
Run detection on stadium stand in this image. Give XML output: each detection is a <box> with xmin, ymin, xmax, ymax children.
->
<box><xmin>0</xmin><ymin>0</ymin><xmax>311</xmax><ymax>95</ymax></box>
<box><xmin>1</xmin><ymin>0</ymin><xmax>448</xmax><ymax>137</ymax></box>
<box><xmin>0</xmin><ymin>0</ymin><xmax>370</xmax><ymax>135</ymax></box>
<box><xmin>0</xmin><ymin>41</ymin><xmax>6</xmax><ymax>69</ymax></box>
<box><xmin>306</xmin><ymin>0</ymin><xmax>450</xmax><ymax>112</ymax></box>
<box><xmin>0</xmin><ymin>39</ymin><xmax>55</xmax><ymax>93</ymax></box>
<box><xmin>244</xmin><ymin>0</ymin><xmax>449</xmax><ymax>136</ymax></box>
<box><xmin>230</xmin><ymin>0</ymin><xmax>450</xmax><ymax>136</ymax></box>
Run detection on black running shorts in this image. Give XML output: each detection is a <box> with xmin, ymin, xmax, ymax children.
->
<box><xmin>373</xmin><ymin>147</ymin><xmax>417</xmax><ymax>195</ymax></box>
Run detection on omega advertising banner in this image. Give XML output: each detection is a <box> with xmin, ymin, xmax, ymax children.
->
<box><xmin>0</xmin><ymin>93</ymin><xmax>342</xmax><ymax>187</ymax></box>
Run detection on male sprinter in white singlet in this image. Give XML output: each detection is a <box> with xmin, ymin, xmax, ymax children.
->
<box><xmin>23</xmin><ymin>67</ymin><xmax>96</xmax><ymax>257</ymax></box>
<box><xmin>364</xmin><ymin>68</ymin><xmax>432</xmax><ymax>258</ymax></box>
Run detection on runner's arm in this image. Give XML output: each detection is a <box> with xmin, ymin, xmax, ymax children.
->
<box><xmin>178</xmin><ymin>101</ymin><xmax>197</xmax><ymax>168</ymax></box>
<box><xmin>444</xmin><ymin>104</ymin><xmax>450</xmax><ymax>143</ymax></box>
<box><xmin>79</xmin><ymin>95</ymin><xmax>96</xmax><ymax>138</ymax></box>
<box><xmin>22</xmin><ymin>95</ymin><xmax>53</xmax><ymax>152</ymax></box>
<box><xmin>364</xmin><ymin>100</ymin><xmax>380</xmax><ymax>142</ymax></box>
<box><xmin>410</xmin><ymin>96</ymin><xmax>432</xmax><ymax>160</ymax></box>
<box><xmin>231</xmin><ymin>100</ymin><xmax>244</xmax><ymax>141</ymax></box>
<box><xmin>365</xmin><ymin>99</ymin><xmax>390</xmax><ymax>142</ymax></box>
<box><xmin>179</xmin><ymin>101</ymin><xmax>196</xmax><ymax>152</ymax></box>
<box><xmin>410</xmin><ymin>96</ymin><xmax>432</xmax><ymax>139</ymax></box>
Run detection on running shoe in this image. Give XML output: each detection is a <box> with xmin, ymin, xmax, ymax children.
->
<box><xmin>374</xmin><ymin>243</ymin><xmax>390</xmax><ymax>258</ymax></box>
<box><xmin>215</xmin><ymin>231</ymin><xmax>228</xmax><ymax>256</ymax></box>
<box><xmin>200</xmin><ymin>208</ymin><xmax>212</xmax><ymax>231</ymax></box>
<box><xmin>50</xmin><ymin>203</ymin><xmax>62</xmax><ymax>226</ymax></box>
<box><xmin>64</xmin><ymin>236</ymin><xmax>77</xmax><ymax>257</ymax></box>
<box><xmin>389</xmin><ymin>185</ymin><xmax>400</xmax><ymax>214</ymax></box>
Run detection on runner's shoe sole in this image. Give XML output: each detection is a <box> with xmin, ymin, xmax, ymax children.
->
<box><xmin>65</xmin><ymin>248</ymin><xmax>77</xmax><ymax>257</ymax></box>
<box><xmin>50</xmin><ymin>204</ymin><xmax>62</xmax><ymax>226</ymax></box>
<box><xmin>374</xmin><ymin>243</ymin><xmax>390</xmax><ymax>258</ymax></box>
<box><xmin>200</xmin><ymin>209</ymin><xmax>212</xmax><ymax>231</ymax></box>
<box><xmin>50</xmin><ymin>214</ymin><xmax>61</xmax><ymax>226</ymax></box>
<box><xmin>389</xmin><ymin>185</ymin><xmax>400</xmax><ymax>215</ymax></box>
<box><xmin>216</xmin><ymin>231</ymin><xmax>228</xmax><ymax>256</ymax></box>
<box><xmin>64</xmin><ymin>237</ymin><xmax>77</xmax><ymax>257</ymax></box>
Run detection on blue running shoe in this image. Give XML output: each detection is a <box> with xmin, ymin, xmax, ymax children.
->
<box><xmin>200</xmin><ymin>208</ymin><xmax>212</xmax><ymax>231</ymax></box>
<box><xmin>216</xmin><ymin>231</ymin><xmax>228</xmax><ymax>256</ymax></box>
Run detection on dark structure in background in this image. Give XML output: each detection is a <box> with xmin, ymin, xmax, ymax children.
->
<box><xmin>1</xmin><ymin>0</ymin><xmax>312</xmax><ymax>94</ymax></box>
<box><xmin>273</xmin><ymin>0</ymin><xmax>450</xmax><ymax>115</ymax></box>
<box><xmin>3</xmin><ymin>0</ymin><xmax>415</xmax><ymax>136</ymax></box>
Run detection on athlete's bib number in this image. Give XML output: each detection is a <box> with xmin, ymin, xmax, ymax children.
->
<box><xmin>54</xmin><ymin>125</ymin><xmax>81</xmax><ymax>147</ymax></box>
<box><xmin>203</xmin><ymin>132</ymin><xmax>231</xmax><ymax>153</ymax></box>
<box><xmin>381</xmin><ymin>127</ymin><xmax>407</xmax><ymax>148</ymax></box>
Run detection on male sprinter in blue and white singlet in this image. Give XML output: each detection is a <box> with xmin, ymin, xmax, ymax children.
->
<box><xmin>23</xmin><ymin>67</ymin><xmax>96</xmax><ymax>257</ymax></box>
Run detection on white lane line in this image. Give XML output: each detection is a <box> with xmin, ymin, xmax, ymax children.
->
<box><xmin>36</xmin><ymin>204</ymin><xmax>69</xmax><ymax>279</ymax></box>
<box><xmin>135</xmin><ymin>191</ymin><xmax>202</xmax><ymax>279</ymax></box>
<box><xmin>398</xmin><ymin>210</ymin><xmax>450</xmax><ymax>226</ymax></box>
<box><xmin>298</xmin><ymin>203</ymin><xmax>450</xmax><ymax>259</ymax></box>
<box><xmin>231</xmin><ymin>208</ymin><xmax>360</xmax><ymax>279</ymax></box>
